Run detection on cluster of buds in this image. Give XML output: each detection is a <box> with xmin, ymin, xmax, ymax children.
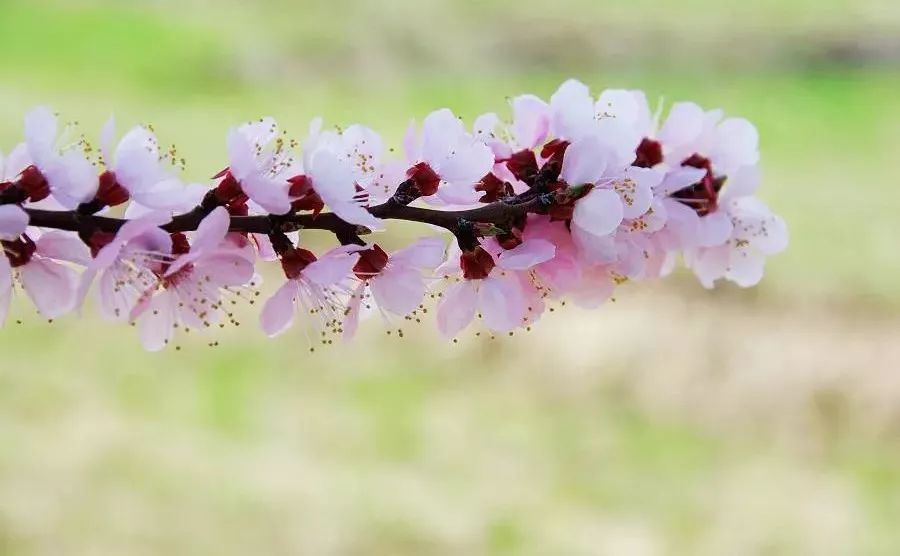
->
<box><xmin>0</xmin><ymin>79</ymin><xmax>787</xmax><ymax>350</ymax></box>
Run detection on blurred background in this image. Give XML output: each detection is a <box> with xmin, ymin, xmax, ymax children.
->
<box><xmin>0</xmin><ymin>0</ymin><xmax>899</xmax><ymax>554</ymax></box>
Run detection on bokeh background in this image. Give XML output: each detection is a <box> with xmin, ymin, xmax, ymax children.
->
<box><xmin>1</xmin><ymin>0</ymin><xmax>899</xmax><ymax>554</ymax></box>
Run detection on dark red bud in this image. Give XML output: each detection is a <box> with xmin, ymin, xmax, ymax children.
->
<box><xmin>505</xmin><ymin>149</ymin><xmax>539</xmax><ymax>184</ymax></box>
<box><xmin>95</xmin><ymin>170</ymin><xmax>130</xmax><ymax>207</ymax></box>
<box><xmin>406</xmin><ymin>162</ymin><xmax>441</xmax><ymax>197</ymax></box>
<box><xmin>353</xmin><ymin>245</ymin><xmax>389</xmax><ymax>279</ymax></box>
<box><xmin>1</xmin><ymin>235</ymin><xmax>36</xmax><ymax>268</ymax></box>
<box><xmin>18</xmin><ymin>165</ymin><xmax>50</xmax><ymax>203</ymax></box>
<box><xmin>460</xmin><ymin>246</ymin><xmax>495</xmax><ymax>280</ymax></box>
<box><xmin>170</xmin><ymin>232</ymin><xmax>191</xmax><ymax>256</ymax></box>
<box><xmin>633</xmin><ymin>138</ymin><xmax>664</xmax><ymax>168</ymax></box>
<box><xmin>281</xmin><ymin>247</ymin><xmax>318</xmax><ymax>280</ymax></box>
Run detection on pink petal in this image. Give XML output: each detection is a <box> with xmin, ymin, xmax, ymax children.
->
<box><xmin>328</xmin><ymin>201</ymin><xmax>383</xmax><ymax>231</ymax></box>
<box><xmin>511</xmin><ymin>94</ymin><xmax>549</xmax><ymax>149</ymax></box>
<box><xmin>497</xmin><ymin>238</ymin><xmax>556</xmax><ymax>271</ymax></box>
<box><xmin>390</xmin><ymin>236</ymin><xmax>446</xmax><ymax>270</ymax></box>
<box><xmin>138</xmin><ymin>291</ymin><xmax>176</xmax><ymax>351</ymax></box>
<box><xmin>24</xmin><ymin>106</ymin><xmax>58</xmax><ymax>167</ymax></box>
<box><xmin>0</xmin><ymin>257</ymin><xmax>12</xmax><ymax>298</ymax></box>
<box><xmin>193</xmin><ymin>252</ymin><xmax>255</xmax><ymax>287</ymax></box>
<box><xmin>688</xmin><ymin>245</ymin><xmax>730</xmax><ymax>288</ymax></box>
<box><xmin>571</xmin><ymin>224</ymin><xmax>618</xmax><ymax>264</ymax></box>
<box><xmin>241</xmin><ymin>174</ymin><xmax>292</xmax><ymax>215</ymax></box>
<box><xmin>422</xmin><ymin>108</ymin><xmax>464</xmax><ymax>163</ymax></box>
<box><xmin>658</xmin><ymin>102</ymin><xmax>705</xmax><ymax>150</ymax></box>
<box><xmin>191</xmin><ymin>207</ymin><xmax>230</xmax><ymax>254</ymax></box>
<box><xmin>370</xmin><ymin>266</ymin><xmax>424</xmax><ymax>316</ymax></box>
<box><xmin>656</xmin><ymin>167</ymin><xmax>708</xmax><ymax>196</ymax></box>
<box><xmin>45</xmin><ymin>151</ymin><xmax>99</xmax><ymax>208</ymax></box>
<box><xmin>436</xmin><ymin>280</ymin><xmax>477</xmax><ymax>338</ymax></box>
<box><xmin>726</xmin><ymin>248</ymin><xmax>765</xmax><ymax>287</ymax></box>
<box><xmin>341</xmin><ymin>282</ymin><xmax>366</xmax><ymax>341</ymax></box>
<box><xmin>20</xmin><ymin>258</ymin><xmax>78</xmax><ymax>318</ymax></box>
<box><xmin>260</xmin><ymin>280</ymin><xmax>299</xmax><ymax>337</ymax></box>
<box><xmin>560</xmin><ymin>135</ymin><xmax>608</xmax><ymax>185</ymax></box>
<box><xmin>226</xmin><ymin>128</ymin><xmax>256</xmax><ymax>181</ymax></box>
<box><xmin>0</xmin><ymin>205</ymin><xmax>29</xmax><ymax>239</ymax></box>
<box><xmin>435</xmin><ymin>140</ymin><xmax>493</xmax><ymax>185</ymax></box>
<box><xmin>130</xmin><ymin>177</ymin><xmax>186</xmax><ymax>210</ymax></box>
<box><xmin>697</xmin><ymin>211</ymin><xmax>734</xmax><ymax>247</ymax></box>
<box><xmin>303</xmin><ymin>253</ymin><xmax>359</xmax><ymax>286</ymax></box>
<box><xmin>573</xmin><ymin>188</ymin><xmax>624</xmax><ymax>237</ymax></box>
<box><xmin>36</xmin><ymin>231</ymin><xmax>91</xmax><ymax>265</ymax></box>
<box><xmin>479</xmin><ymin>275</ymin><xmax>526</xmax><ymax>332</ymax></box>
<box><xmin>550</xmin><ymin>79</ymin><xmax>594</xmax><ymax>140</ymax></box>
<box><xmin>719</xmin><ymin>164</ymin><xmax>760</xmax><ymax>201</ymax></box>
<box><xmin>711</xmin><ymin>118</ymin><xmax>759</xmax><ymax>174</ymax></box>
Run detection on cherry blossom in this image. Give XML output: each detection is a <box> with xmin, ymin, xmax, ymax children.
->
<box><xmin>0</xmin><ymin>81</ymin><xmax>787</xmax><ymax>348</ymax></box>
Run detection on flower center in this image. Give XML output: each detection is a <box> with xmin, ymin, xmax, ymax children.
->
<box><xmin>673</xmin><ymin>153</ymin><xmax>725</xmax><ymax>216</ymax></box>
<box><xmin>2</xmin><ymin>235</ymin><xmax>36</xmax><ymax>268</ymax></box>
<box><xmin>353</xmin><ymin>245</ymin><xmax>389</xmax><ymax>280</ymax></box>
<box><xmin>461</xmin><ymin>246</ymin><xmax>495</xmax><ymax>280</ymax></box>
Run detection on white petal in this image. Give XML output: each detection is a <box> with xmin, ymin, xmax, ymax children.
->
<box><xmin>560</xmin><ymin>134</ymin><xmax>608</xmax><ymax>186</ymax></box>
<box><xmin>191</xmin><ymin>207</ymin><xmax>230</xmax><ymax>253</ymax></box>
<box><xmin>697</xmin><ymin>210</ymin><xmax>733</xmax><ymax>247</ymax></box>
<box><xmin>573</xmin><ymin>188</ymin><xmax>624</xmax><ymax>237</ymax></box>
<box><xmin>658</xmin><ymin>102</ymin><xmax>705</xmax><ymax>150</ymax></box>
<box><xmin>550</xmin><ymin>79</ymin><xmax>594</xmax><ymax>140</ymax></box>
<box><xmin>511</xmin><ymin>94</ymin><xmax>549</xmax><ymax>148</ymax></box>
<box><xmin>0</xmin><ymin>205</ymin><xmax>29</xmax><ymax>239</ymax></box>
<box><xmin>310</xmin><ymin>147</ymin><xmax>355</xmax><ymax>203</ymax></box>
<box><xmin>422</xmin><ymin>108</ymin><xmax>464</xmax><ymax>164</ymax></box>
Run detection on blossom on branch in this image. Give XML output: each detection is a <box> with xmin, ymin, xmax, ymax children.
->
<box><xmin>0</xmin><ymin>79</ymin><xmax>788</xmax><ymax>350</ymax></box>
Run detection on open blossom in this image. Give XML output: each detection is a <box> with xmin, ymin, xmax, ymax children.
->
<box><xmin>436</xmin><ymin>239</ymin><xmax>555</xmax><ymax>338</ymax></box>
<box><xmin>97</xmin><ymin>118</ymin><xmax>186</xmax><ymax>209</ymax></box>
<box><xmin>221</xmin><ymin>117</ymin><xmax>294</xmax><ymax>214</ymax></box>
<box><xmin>1</xmin><ymin>205</ymin><xmax>87</xmax><ymax>323</ymax></box>
<box><xmin>294</xmin><ymin>122</ymin><xmax>384</xmax><ymax>230</ymax></box>
<box><xmin>23</xmin><ymin>107</ymin><xmax>98</xmax><ymax>208</ymax></box>
<box><xmin>0</xmin><ymin>80</ymin><xmax>787</xmax><ymax>347</ymax></box>
<box><xmin>342</xmin><ymin>237</ymin><xmax>446</xmax><ymax>339</ymax></box>
<box><xmin>76</xmin><ymin>211</ymin><xmax>174</xmax><ymax>320</ymax></box>
<box><xmin>128</xmin><ymin>207</ymin><xmax>256</xmax><ymax>351</ymax></box>
<box><xmin>260</xmin><ymin>245</ymin><xmax>360</xmax><ymax>341</ymax></box>
<box><xmin>404</xmin><ymin>108</ymin><xmax>494</xmax><ymax>204</ymax></box>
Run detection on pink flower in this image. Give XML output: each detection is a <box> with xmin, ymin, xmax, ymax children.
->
<box><xmin>404</xmin><ymin>108</ymin><xmax>494</xmax><ymax>205</ymax></box>
<box><xmin>77</xmin><ymin>211</ymin><xmax>174</xmax><ymax>320</ymax></box>
<box><xmin>436</xmin><ymin>238</ymin><xmax>555</xmax><ymax>338</ymax></box>
<box><xmin>685</xmin><ymin>195</ymin><xmax>788</xmax><ymax>288</ymax></box>
<box><xmin>298</xmin><ymin>122</ymin><xmax>385</xmax><ymax>230</ymax></box>
<box><xmin>128</xmin><ymin>207</ymin><xmax>256</xmax><ymax>351</ymax></box>
<box><xmin>1</xmin><ymin>214</ymin><xmax>87</xmax><ymax>324</ymax></box>
<box><xmin>259</xmin><ymin>245</ymin><xmax>361</xmax><ymax>340</ymax></box>
<box><xmin>24</xmin><ymin>107</ymin><xmax>98</xmax><ymax>208</ymax></box>
<box><xmin>342</xmin><ymin>237</ymin><xmax>446</xmax><ymax>339</ymax></box>
<box><xmin>98</xmin><ymin>117</ymin><xmax>186</xmax><ymax>209</ymax></box>
<box><xmin>224</xmin><ymin>117</ymin><xmax>294</xmax><ymax>214</ymax></box>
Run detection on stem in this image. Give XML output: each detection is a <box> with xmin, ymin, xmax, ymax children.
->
<box><xmin>21</xmin><ymin>192</ymin><xmax>544</xmax><ymax>244</ymax></box>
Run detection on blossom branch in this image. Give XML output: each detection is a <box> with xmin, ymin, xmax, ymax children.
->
<box><xmin>0</xmin><ymin>80</ymin><xmax>788</xmax><ymax>351</ymax></box>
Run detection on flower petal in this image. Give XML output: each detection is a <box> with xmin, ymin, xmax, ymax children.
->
<box><xmin>573</xmin><ymin>188</ymin><xmax>624</xmax><ymax>237</ymax></box>
<box><xmin>436</xmin><ymin>280</ymin><xmax>477</xmax><ymax>338</ymax></box>
<box><xmin>19</xmin><ymin>258</ymin><xmax>78</xmax><ymax>318</ymax></box>
<box><xmin>260</xmin><ymin>280</ymin><xmax>299</xmax><ymax>337</ymax></box>
<box><xmin>497</xmin><ymin>238</ymin><xmax>556</xmax><ymax>271</ymax></box>
<box><xmin>0</xmin><ymin>205</ymin><xmax>29</xmax><ymax>239</ymax></box>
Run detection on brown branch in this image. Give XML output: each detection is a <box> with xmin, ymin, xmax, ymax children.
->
<box><xmin>22</xmin><ymin>193</ymin><xmax>546</xmax><ymax>245</ymax></box>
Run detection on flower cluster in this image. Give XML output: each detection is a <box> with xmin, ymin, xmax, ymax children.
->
<box><xmin>0</xmin><ymin>80</ymin><xmax>787</xmax><ymax>350</ymax></box>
